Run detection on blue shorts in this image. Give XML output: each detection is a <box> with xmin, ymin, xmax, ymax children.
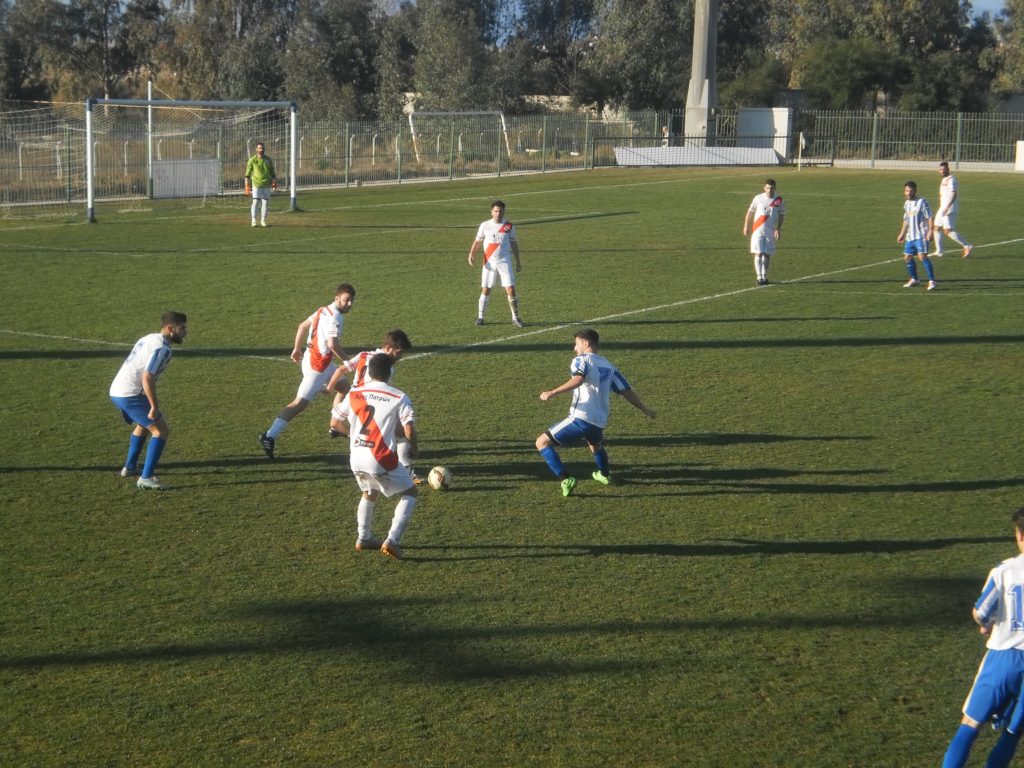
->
<box><xmin>111</xmin><ymin>395</ymin><xmax>156</xmax><ymax>427</ymax></box>
<box><xmin>963</xmin><ymin>648</ymin><xmax>1024</xmax><ymax>730</ymax></box>
<box><xmin>547</xmin><ymin>416</ymin><xmax>604</xmax><ymax>448</ymax></box>
<box><xmin>903</xmin><ymin>238</ymin><xmax>929</xmax><ymax>256</ymax></box>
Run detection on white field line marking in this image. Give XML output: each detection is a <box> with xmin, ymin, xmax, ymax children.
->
<box><xmin>0</xmin><ymin>239</ymin><xmax>1014</xmax><ymax>362</ymax></box>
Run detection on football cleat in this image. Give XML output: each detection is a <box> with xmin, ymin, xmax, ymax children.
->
<box><xmin>927</xmin><ymin>281</ymin><xmax>938</xmax><ymax>291</ymax></box>
<box><xmin>381</xmin><ymin>540</ymin><xmax>403</xmax><ymax>560</ymax></box>
<box><xmin>561</xmin><ymin>477</ymin><xmax>578</xmax><ymax>497</ymax></box>
<box><xmin>474</xmin><ymin>318</ymin><xmax>485</xmax><ymax>326</ymax></box>
<box><xmin>592</xmin><ymin>471</ymin><xmax>610</xmax><ymax>485</ymax></box>
<box><xmin>136</xmin><ymin>476</ymin><xmax>165</xmax><ymax>490</ymax></box>
<box><xmin>963</xmin><ymin>244</ymin><xmax>973</xmax><ymax>259</ymax></box>
<box><xmin>512</xmin><ymin>317</ymin><xmax>525</xmax><ymax>328</ymax></box>
<box><xmin>120</xmin><ymin>466</ymin><xmax>137</xmax><ymax>478</ymax></box>
<box><xmin>355</xmin><ymin>536</ymin><xmax>384</xmax><ymax>552</ymax></box>
<box><xmin>258</xmin><ymin>432</ymin><xmax>276</xmax><ymax>459</ymax></box>
<box><xmin>903</xmin><ymin>279</ymin><xmax>920</xmax><ymax>288</ymax></box>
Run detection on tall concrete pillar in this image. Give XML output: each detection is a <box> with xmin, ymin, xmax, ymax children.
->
<box><xmin>684</xmin><ymin>0</ymin><xmax>718</xmax><ymax>144</ymax></box>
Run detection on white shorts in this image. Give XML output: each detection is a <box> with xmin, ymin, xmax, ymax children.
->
<box><xmin>295</xmin><ymin>358</ymin><xmax>338</xmax><ymax>402</ymax></box>
<box><xmin>935</xmin><ymin>209</ymin><xmax>957</xmax><ymax>229</ymax></box>
<box><xmin>481</xmin><ymin>258</ymin><xmax>516</xmax><ymax>289</ymax></box>
<box><xmin>750</xmin><ymin>233</ymin><xmax>776</xmax><ymax>255</ymax></box>
<box><xmin>352</xmin><ymin>465</ymin><xmax>415</xmax><ymax>497</ymax></box>
<box><xmin>252</xmin><ymin>186</ymin><xmax>272</xmax><ymax>201</ymax></box>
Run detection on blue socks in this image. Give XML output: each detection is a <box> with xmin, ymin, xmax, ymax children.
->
<box><xmin>943</xmin><ymin>724</ymin><xmax>978</xmax><ymax>768</ymax></box>
<box><xmin>594</xmin><ymin>448</ymin><xmax>609</xmax><ymax>475</ymax></box>
<box><xmin>125</xmin><ymin>433</ymin><xmax>146</xmax><ymax>471</ymax></box>
<box><xmin>921</xmin><ymin>256</ymin><xmax>936</xmax><ymax>281</ymax></box>
<box><xmin>906</xmin><ymin>260</ymin><xmax>919</xmax><ymax>280</ymax></box>
<box><xmin>987</xmin><ymin>729</ymin><xmax>1022</xmax><ymax>768</ymax></box>
<box><xmin>539</xmin><ymin>446</ymin><xmax>565</xmax><ymax>478</ymax></box>
<box><xmin>141</xmin><ymin>437</ymin><xmax>166</xmax><ymax>479</ymax></box>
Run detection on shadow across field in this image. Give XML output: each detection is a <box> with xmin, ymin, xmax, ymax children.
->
<box><xmin>0</xmin><ymin>564</ymin><xmax>993</xmax><ymax>678</ymax></box>
<box><xmin>409</xmin><ymin>535</ymin><xmax>1004</xmax><ymax>562</ymax></box>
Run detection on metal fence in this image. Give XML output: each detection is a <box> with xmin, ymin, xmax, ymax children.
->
<box><xmin>1</xmin><ymin>103</ymin><xmax>1021</xmax><ymax>218</ymax></box>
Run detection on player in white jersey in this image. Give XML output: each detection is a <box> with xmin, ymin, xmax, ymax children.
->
<box><xmin>934</xmin><ymin>161</ymin><xmax>974</xmax><ymax>259</ymax></box>
<box><xmin>325</xmin><ymin>329</ymin><xmax>423</xmax><ymax>482</ymax></box>
<box><xmin>535</xmin><ymin>329</ymin><xmax>656</xmax><ymax>497</ymax></box>
<box><xmin>259</xmin><ymin>283</ymin><xmax>355</xmax><ymax>459</ymax></box>
<box><xmin>897</xmin><ymin>181</ymin><xmax>938</xmax><ymax>291</ymax></box>
<box><xmin>332</xmin><ymin>354</ymin><xmax>419</xmax><ymax>560</ymax></box>
<box><xmin>109</xmin><ymin>311</ymin><xmax>188</xmax><ymax>490</ymax></box>
<box><xmin>742</xmin><ymin>178</ymin><xmax>786</xmax><ymax>286</ymax></box>
<box><xmin>467</xmin><ymin>199</ymin><xmax>525</xmax><ymax>328</ymax></box>
<box><xmin>942</xmin><ymin>507</ymin><xmax>1024</xmax><ymax>768</ymax></box>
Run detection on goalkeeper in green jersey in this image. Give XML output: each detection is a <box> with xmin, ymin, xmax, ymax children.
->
<box><xmin>244</xmin><ymin>142</ymin><xmax>278</xmax><ymax>227</ymax></box>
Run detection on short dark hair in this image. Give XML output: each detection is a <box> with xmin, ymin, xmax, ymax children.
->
<box><xmin>905</xmin><ymin>181</ymin><xmax>917</xmax><ymax>193</ymax></box>
<box><xmin>336</xmin><ymin>283</ymin><xmax>356</xmax><ymax>298</ymax></box>
<box><xmin>384</xmin><ymin>329</ymin><xmax>412</xmax><ymax>352</ymax></box>
<box><xmin>367</xmin><ymin>353</ymin><xmax>394</xmax><ymax>382</ymax></box>
<box><xmin>161</xmin><ymin>311</ymin><xmax>187</xmax><ymax>326</ymax></box>
<box><xmin>491</xmin><ymin>199</ymin><xmax>506</xmax><ymax>210</ymax></box>
<box><xmin>939</xmin><ymin>161</ymin><xmax>950</xmax><ymax>170</ymax></box>
<box><xmin>575</xmin><ymin>328</ymin><xmax>599</xmax><ymax>347</ymax></box>
<box><xmin>764</xmin><ymin>178</ymin><xmax>777</xmax><ymax>187</ymax></box>
<box><xmin>1012</xmin><ymin>507</ymin><xmax>1024</xmax><ymax>533</ymax></box>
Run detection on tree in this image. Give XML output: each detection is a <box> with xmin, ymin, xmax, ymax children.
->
<box><xmin>411</xmin><ymin>0</ymin><xmax>491</xmax><ymax>110</ymax></box>
<box><xmin>373</xmin><ymin>2</ymin><xmax>416</xmax><ymax>119</ymax></box>
<box><xmin>582</xmin><ymin>0</ymin><xmax>693</xmax><ymax>110</ymax></box>
<box><xmin>283</xmin><ymin>0</ymin><xmax>377</xmax><ymax>120</ymax></box>
<box><xmin>718</xmin><ymin>51</ymin><xmax>788</xmax><ymax>108</ymax></box>
<box><xmin>991</xmin><ymin>0</ymin><xmax>1024</xmax><ymax>95</ymax></box>
<box><xmin>797</xmin><ymin>36</ymin><xmax>904</xmax><ymax>109</ymax></box>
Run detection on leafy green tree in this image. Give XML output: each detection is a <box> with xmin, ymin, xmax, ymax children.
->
<box><xmin>991</xmin><ymin>0</ymin><xmax>1024</xmax><ymax>95</ymax></box>
<box><xmin>718</xmin><ymin>51</ymin><xmax>788</xmax><ymax>108</ymax></box>
<box><xmin>583</xmin><ymin>0</ymin><xmax>692</xmax><ymax>110</ymax></box>
<box><xmin>373</xmin><ymin>3</ymin><xmax>416</xmax><ymax>120</ymax></box>
<box><xmin>412</xmin><ymin>0</ymin><xmax>491</xmax><ymax>110</ymax></box>
<box><xmin>283</xmin><ymin>0</ymin><xmax>377</xmax><ymax>119</ymax></box>
<box><xmin>797</xmin><ymin>36</ymin><xmax>904</xmax><ymax>109</ymax></box>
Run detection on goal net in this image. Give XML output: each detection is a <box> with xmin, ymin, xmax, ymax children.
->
<box><xmin>81</xmin><ymin>98</ymin><xmax>295</xmax><ymax>221</ymax></box>
<box><xmin>406</xmin><ymin>111</ymin><xmax>510</xmax><ymax>174</ymax></box>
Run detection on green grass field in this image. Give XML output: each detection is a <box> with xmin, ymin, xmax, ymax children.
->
<box><xmin>2</xmin><ymin>166</ymin><xmax>1023</xmax><ymax>766</ymax></box>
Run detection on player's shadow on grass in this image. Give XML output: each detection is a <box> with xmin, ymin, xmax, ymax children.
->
<box><xmin>409</xmin><ymin>536</ymin><xmax>1005</xmax><ymax>563</ymax></box>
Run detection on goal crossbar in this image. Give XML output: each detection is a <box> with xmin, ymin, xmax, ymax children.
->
<box><xmin>85</xmin><ymin>96</ymin><xmax>298</xmax><ymax>222</ymax></box>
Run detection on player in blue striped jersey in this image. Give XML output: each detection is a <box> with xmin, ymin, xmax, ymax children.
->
<box><xmin>535</xmin><ymin>329</ymin><xmax>655</xmax><ymax>497</ymax></box>
<box><xmin>109</xmin><ymin>311</ymin><xmax>188</xmax><ymax>490</ymax></box>
<box><xmin>942</xmin><ymin>507</ymin><xmax>1024</xmax><ymax>768</ymax></box>
<box><xmin>897</xmin><ymin>180</ymin><xmax>938</xmax><ymax>291</ymax></box>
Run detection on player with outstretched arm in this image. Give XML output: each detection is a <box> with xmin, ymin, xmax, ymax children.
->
<box><xmin>536</xmin><ymin>329</ymin><xmax>656</xmax><ymax>497</ymax></box>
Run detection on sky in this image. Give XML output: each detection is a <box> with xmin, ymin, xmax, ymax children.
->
<box><xmin>972</xmin><ymin>0</ymin><xmax>1006</xmax><ymax>17</ymax></box>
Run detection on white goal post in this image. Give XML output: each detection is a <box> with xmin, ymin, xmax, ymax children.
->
<box><xmin>85</xmin><ymin>96</ymin><xmax>297</xmax><ymax>222</ymax></box>
<box><xmin>407</xmin><ymin>111</ymin><xmax>511</xmax><ymax>164</ymax></box>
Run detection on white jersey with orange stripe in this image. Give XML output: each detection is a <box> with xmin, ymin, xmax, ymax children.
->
<box><xmin>304</xmin><ymin>304</ymin><xmax>345</xmax><ymax>372</ymax></box>
<box><xmin>474</xmin><ymin>218</ymin><xmax>517</xmax><ymax>263</ymax></box>
<box><xmin>748</xmin><ymin>192</ymin><xmax>785</xmax><ymax>239</ymax></box>
<box><xmin>343</xmin><ymin>348</ymin><xmax>383</xmax><ymax>389</ymax></box>
<box><xmin>337</xmin><ymin>379</ymin><xmax>415</xmax><ymax>475</ymax></box>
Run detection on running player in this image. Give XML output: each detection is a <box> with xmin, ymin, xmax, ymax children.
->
<box><xmin>325</xmin><ymin>329</ymin><xmax>422</xmax><ymax>483</ymax></box>
<box><xmin>942</xmin><ymin>507</ymin><xmax>1024</xmax><ymax>768</ymax></box>
<box><xmin>934</xmin><ymin>161</ymin><xmax>974</xmax><ymax>259</ymax></box>
<box><xmin>259</xmin><ymin>283</ymin><xmax>355</xmax><ymax>458</ymax></box>
<box><xmin>742</xmin><ymin>178</ymin><xmax>786</xmax><ymax>286</ymax></box>
<box><xmin>535</xmin><ymin>329</ymin><xmax>656</xmax><ymax>497</ymax></box>
<box><xmin>333</xmin><ymin>353</ymin><xmax>419</xmax><ymax>560</ymax></box>
<box><xmin>467</xmin><ymin>199</ymin><xmax>524</xmax><ymax>328</ymax></box>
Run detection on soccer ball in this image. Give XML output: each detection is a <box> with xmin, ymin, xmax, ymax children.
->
<box><xmin>427</xmin><ymin>466</ymin><xmax>452</xmax><ymax>490</ymax></box>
